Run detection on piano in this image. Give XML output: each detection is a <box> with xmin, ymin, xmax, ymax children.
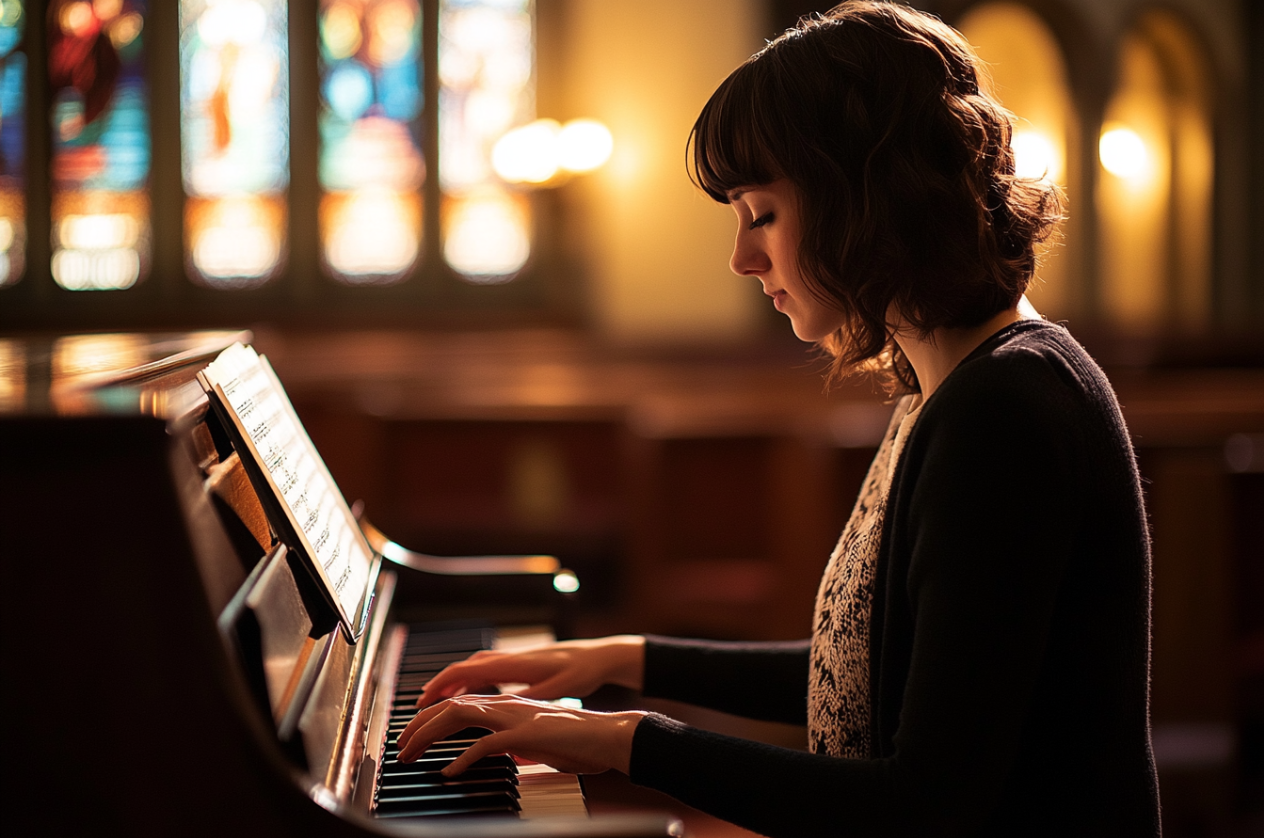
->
<box><xmin>1</xmin><ymin>331</ymin><xmax>680</xmax><ymax>838</ymax></box>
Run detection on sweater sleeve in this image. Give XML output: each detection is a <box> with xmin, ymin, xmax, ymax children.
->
<box><xmin>629</xmin><ymin>344</ymin><xmax>1120</xmax><ymax>837</ymax></box>
<box><xmin>641</xmin><ymin>636</ymin><xmax>811</xmax><ymax>725</ymax></box>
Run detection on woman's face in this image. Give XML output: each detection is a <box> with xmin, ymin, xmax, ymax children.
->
<box><xmin>728</xmin><ymin>179</ymin><xmax>846</xmax><ymax>342</ymax></box>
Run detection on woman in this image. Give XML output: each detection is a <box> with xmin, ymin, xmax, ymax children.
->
<box><xmin>398</xmin><ymin>3</ymin><xmax>1161</xmax><ymax>835</ymax></box>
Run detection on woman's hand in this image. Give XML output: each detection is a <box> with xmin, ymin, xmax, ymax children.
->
<box><xmin>415</xmin><ymin>635</ymin><xmax>646</xmax><ymax>708</ymax></box>
<box><xmin>396</xmin><ymin>694</ymin><xmax>647</xmax><ymax>775</ymax></box>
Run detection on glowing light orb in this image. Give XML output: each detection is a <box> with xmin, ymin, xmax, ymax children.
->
<box><xmin>1011</xmin><ymin>130</ymin><xmax>1056</xmax><ymax>181</ymax></box>
<box><xmin>1099</xmin><ymin>127</ymin><xmax>1148</xmax><ymax>179</ymax></box>
<box><xmin>444</xmin><ymin>191</ymin><xmax>529</xmax><ymax>281</ymax></box>
<box><xmin>558</xmin><ymin>119</ymin><xmax>613</xmax><ymax>173</ymax></box>
<box><xmin>492</xmin><ymin>119</ymin><xmax>560</xmax><ymax>184</ymax></box>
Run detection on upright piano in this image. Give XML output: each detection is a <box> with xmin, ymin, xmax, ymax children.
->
<box><xmin>1</xmin><ymin>332</ymin><xmax>679</xmax><ymax>838</ymax></box>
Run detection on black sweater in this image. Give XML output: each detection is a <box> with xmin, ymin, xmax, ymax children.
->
<box><xmin>628</xmin><ymin>321</ymin><xmax>1161</xmax><ymax>837</ymax></box>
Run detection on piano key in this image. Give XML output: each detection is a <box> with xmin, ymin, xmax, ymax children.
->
<box><xmin>379</xmin><ymin>754</ymin><xmax>516</xmax><ymax>772</ymax></box>
<box><xmin>375</xmin><ymin>805</ymin><xmax>520</xmax><ymax>820</ymax></box>
<box><xmin>378</xmin><ymin>778</ymin><xmax>518</xmax><ymax>800</ymax></box>
<box><xmin>378</xmin><ymin>767</ymin><xmax>516</xmax><ymax>787</ymax></box>
<box><xmin>374</xmin><ymin>788</ymin><xmax>518</xmax><ymax>808</ymax></box>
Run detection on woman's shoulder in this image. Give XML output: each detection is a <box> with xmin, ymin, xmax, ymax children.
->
<box><xmin>941</xmin><ymin>319</ymin><xmax>1116</xmax><ymax>410</ymax></box>
<box><xmin>916</xmin><ymin>319</ymin><xmax>1129</xmax><ymax>454</ymax></box>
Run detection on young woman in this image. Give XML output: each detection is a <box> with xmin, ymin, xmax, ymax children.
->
<box><xmin>397</xmin><ymin>3</ymin><xmax>1161</xmax><ymax>835</ymax></box>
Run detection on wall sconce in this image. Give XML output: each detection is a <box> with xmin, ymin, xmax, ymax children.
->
<box><xmin>491</xmin><ymin>118</ymin><xmax>614</xmax><ymax>186</ymax></box>
<box><xmin>1099</xmin><ymin>125</ymin><xmax>1149</xmax><ymax>179</ymax></box>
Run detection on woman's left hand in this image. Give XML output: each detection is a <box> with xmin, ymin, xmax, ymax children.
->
<box><xmin>395</xmin><ymin>694</ymin><xmax>647</xmax><ymax>776</ymax></box>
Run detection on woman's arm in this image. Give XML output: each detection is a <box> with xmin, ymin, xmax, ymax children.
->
<box><xmin>642</xmin><ymin>636</ymin><xmax>811</xmax><ymax>725</ymax></box>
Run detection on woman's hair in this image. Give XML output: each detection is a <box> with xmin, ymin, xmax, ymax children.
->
<box><xmin>689</xmin><ymin>0</ymin><xmax>1063</xmax><ymax>390</ymax></box>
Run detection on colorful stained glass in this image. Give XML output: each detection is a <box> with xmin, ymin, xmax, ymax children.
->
<box><xmin>439</xmin><ymin>0</ymin><xmax>533</xmax><ymax>282</ymax></box>
<box><xmin>180</xmin><ymin>0</ymin><xmax>288</xmax><ymax>286</ymax></box>
<box><xmin>318</xmin><ymin>0</ymin><xmax>424</xmax><ymax>285</ymax></box>
<box><xmin>0</xmin><ymin>0</ymin><xmax>25</xmax><ymax>287</ymax></box>
<box><xmin>47</xmin><ymin>0</ymin><xmax>151</xmax><ymax>291</ymax></box>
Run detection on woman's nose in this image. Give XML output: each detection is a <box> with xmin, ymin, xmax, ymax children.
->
<box><xmin>730</xmin><ymin>231</ymin><xmax>770</xmax><ymax>276</ymax></box>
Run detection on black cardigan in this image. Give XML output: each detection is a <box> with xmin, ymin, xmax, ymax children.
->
<box><xmin>628</xmin><ymin>321</ymin><xmax>1161</xmax><ymax>837</ymax></box>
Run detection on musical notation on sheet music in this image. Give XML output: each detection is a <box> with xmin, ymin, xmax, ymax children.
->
<box><xmin>200</xmin><ymin>343</ymin><xmax>372</xmax><ymax>633</ymax></box>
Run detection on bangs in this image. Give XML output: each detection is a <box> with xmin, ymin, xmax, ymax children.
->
<box><xmin>688</xmin><ymin>57</ymin><xmax>783</xmax><ymax>203</ymax></box>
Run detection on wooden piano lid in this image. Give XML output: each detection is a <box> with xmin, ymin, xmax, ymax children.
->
<box><xmin>0</xmin><ymin>329</ymin><xmax>251</xmax><ymax>419</ymax></box>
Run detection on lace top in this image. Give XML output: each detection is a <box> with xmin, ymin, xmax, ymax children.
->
<box><xmin>808</xmin><ymin>394</ymin><xmax>921</xmax><ymax>757</ymax></box>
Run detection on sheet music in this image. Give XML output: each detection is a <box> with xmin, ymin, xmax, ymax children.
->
<box><xmin>199</xmin><ymin>343</ymin><xmax>371</xmax><ymax>633</ymax></box>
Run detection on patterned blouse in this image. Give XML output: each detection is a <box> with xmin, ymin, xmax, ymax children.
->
<box><xmin>808</xmin><ymin>394</ymin><xmax>921</xmax><ymax>758</ymax></box>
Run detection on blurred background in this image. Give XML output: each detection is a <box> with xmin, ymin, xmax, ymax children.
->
<box><xmin>1</xmin><ymin>0</ymin><xmax>1261</xmax><ymax>834</ymax></box>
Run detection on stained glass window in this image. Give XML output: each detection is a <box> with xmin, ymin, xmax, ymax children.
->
<box><xmin>180</xmin><ymin>0</ymin><xmax>288</xmax><ymax>287</ymax></box>
<box><xmin>47</xmin><ymin>0</ymin><xmax>150</xmax><ymax>291</ymax></box>
<box><xmin>318</xmin><ymin>0</ymin><xmax>424</xmax><ymax>285</ymax></box>
<box><xmin>0</xmin><ymin>0</ymin><xmax>25</xmax><ymax>288</ymax></box>
<box><xmin>439</xmin><ymin>0</ymin><xmax>534</xmax><ymax>283</ymax></box>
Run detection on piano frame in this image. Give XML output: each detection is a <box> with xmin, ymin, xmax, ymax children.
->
<box><xmin>1</xmin><ymin>333</ymin><xmax>680</xmax><ymax>838</ymax></box>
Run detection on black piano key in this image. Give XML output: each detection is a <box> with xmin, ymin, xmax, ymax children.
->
<box><xmin>380</xmin><ymin>754</ymin><xmax>516</xmax><ymax>773</ymax></box>
<box><xmin>370</xmin><ymin>625</ymin><xmax>511</xmax><ymax>821</ymax></box>
<box><xmin>375</xmin><ymin>790</ymin><xmax>520</xmax><ymax>816</ymax></box>
<box><xmin>377</xmin><ymin>778</ymin><xmax>517</xmax><ymax>800</ymax></box>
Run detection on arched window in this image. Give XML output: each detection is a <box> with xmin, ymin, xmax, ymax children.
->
<box><xmin>1097</xmin><ymin>10</ymin><xmax>1213</xmax><ymax>334</ymax></box>
<box><xmin>957</xmin><ymin>1</ymin><xmax>1077</xmax><ymax>320</ymax></box>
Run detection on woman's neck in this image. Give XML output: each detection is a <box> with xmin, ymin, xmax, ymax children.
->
<box><xmin>892</xmin><ymin>296</ymin><xmax>1040</xmax><ymax>401</ymax></box>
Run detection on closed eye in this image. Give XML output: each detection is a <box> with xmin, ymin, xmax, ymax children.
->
<box><xmin>749</xmin><ymin>212</ymin><xmax>774</xmax><ymax>230</ymax></box>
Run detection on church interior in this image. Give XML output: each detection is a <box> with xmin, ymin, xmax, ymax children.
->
<box><xmin>1</xmin><ymin>1</ymin><xmax>1262</xmax><ymax>835</ymax></box>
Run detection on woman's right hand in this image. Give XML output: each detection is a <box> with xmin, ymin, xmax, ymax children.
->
<box><xmin>415</xmin><ymin>634</ymin><xmax>646</xmax><ymax>708</ymax></box>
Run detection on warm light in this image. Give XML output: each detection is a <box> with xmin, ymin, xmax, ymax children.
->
<box><xmin>191</xmin><ymin>197</ymin><xmax>282</xmax><ymax>281</ymax></box>
<box><xmin>60</xmin><ymin>2</ymin><xmax>95</xmax><ymax>37</ymax></box>
<box><xmin>321</xmin><ymin>3</ymin><xmax>362</xmax><ymax>60</ymax></box>
<box><xmin>492</xmin><ymin>119</ymin><xmax>560</xmax><ymax>184</ymax></box>
<box><xmin>367</xmin><ymin>0</ymin><xmax>416</xmax><ymax>67</ymax></box>
<box><xmin>52</xmin><ymin>248</ymin><xmax>141</xmax><ymax>290</ymax></box>
<box><xmin>552</xmin><ymin>570</ymin><xmax>580</xmax><ymax>594</ymax></box>
<box><xmin>0</xmin><ymin>217</ymin><xmax>12</xmax><ymax>251</ymax></box>
<box><xmin>444</xmin><ymin>191</ymin><xmax>530</xmax><ymax>281</ymax></box>
<box><xmin>1011</xmin><ymin>130</ymin><xmax>1056</xmax><ymax>180</ymax></box>
<box><xmin>109</xmin><ymin>12</ymin><xmax>143</xmax><ymax>48</ymax></box>
<box><xmin>492</xmin><ymin>118</ymin><xmax>614</xmax><ymax>184</ymax></box>
<box><xmin>94</xmin><ymin>0</ymin><xmax>123</xmax><ymax>20</ymax></box>
<box><xmin>53</xmin><ymin>213</ymin><xmax>144</xmax><ymax>291</ymax></box>
<box><xmin>325</xmin><ymin>191</ymin><xmax>419</xmax><ymax>280</ymax></box>
<box><xmin>1099</xmin><ymin>126</ymin><xmax>1148</xmax><ymax>178</ymax></box>
<box><xmin>197</xmin><ymin>0</ymin><xmax>268</xmax><ymax>47</ymax></box>
<box><xmin>52</xmin><ymin>333</ymin><xmax>147</xmax><ymax>381</ymax></box>
<box><xmin>0</xmin><ymin>339</ymin><xmax>24</xmax><ymax>412</ymax></box>
<box><xmin>59</xmin><ymin>213</ymin><xmax>140</xmax><ymax>250</ymax></box>
<box><xmin>558</xmin><ymin>119</ymin><xmax>613</xmax><ymax>173</ymax></box>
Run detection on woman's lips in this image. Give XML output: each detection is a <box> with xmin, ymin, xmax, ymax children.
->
<box><xmin>770</xmin><ymin>290</ymin><xmax>787</xmax><ymax>312</ymax></box>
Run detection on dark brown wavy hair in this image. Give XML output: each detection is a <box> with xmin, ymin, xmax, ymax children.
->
<box><xmin>689</xmin><ymin>1</ymin><xmax>1063</xmax><ymax>390</ymax></box>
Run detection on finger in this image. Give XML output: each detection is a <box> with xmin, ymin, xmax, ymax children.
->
<box><xmin>415</xmin><ymin>656</ymin><xmax>514</xmax><ymax>707</ymax></box>
<box><xmin>396</xmin><ymin>700</ymin><xmax>453</xmax><ymax>753</ymax></box>
<box><xmin>441</xmin><ymin>731</ymin><xmax>513</xmax><ymax>777</ymax></box>
<box><xmin>397</xmin><ymin>696</ymin><xmax>513</xmax><ymax>762</ymax></box>
<box><xmin>415</xmin><ymin>664</ymin><xmax>481</xmax><ymax>708</ymax></box>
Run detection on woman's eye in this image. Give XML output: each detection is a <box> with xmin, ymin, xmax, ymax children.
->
<box><xmin>749</xmin><ymin>212</ymin><xmax>774</xmax><ymax>230</ymax></box>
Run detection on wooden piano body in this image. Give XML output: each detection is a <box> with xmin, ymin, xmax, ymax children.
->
<box><xmin>1</xmin><ymin>332</ymin><xmax>678</xmax><ymax>838</ymax></box>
